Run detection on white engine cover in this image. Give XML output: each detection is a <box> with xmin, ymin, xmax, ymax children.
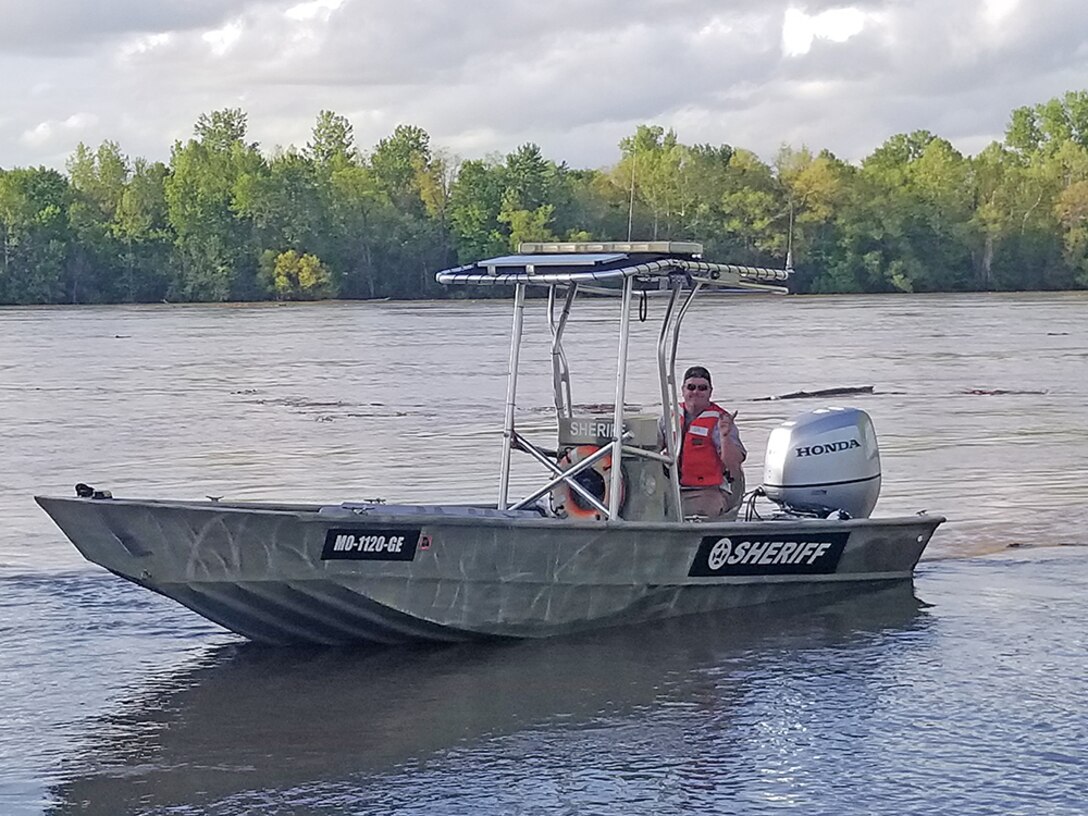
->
<box><xmin>762</xmin><ymin>407</ymin><xmax>881</xmax><ymax>518</ymax></box>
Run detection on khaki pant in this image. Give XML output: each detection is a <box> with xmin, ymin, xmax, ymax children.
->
<box><xmin>681</xmin><ymin>471</ymin><xmax>746</xmax><ymax>520</ymax></box>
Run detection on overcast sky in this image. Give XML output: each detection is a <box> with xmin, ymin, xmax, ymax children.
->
<box><xmin>2</xmin><ymin>0</ymin><xmax>1086</xmax><ymax>172</ymax></box>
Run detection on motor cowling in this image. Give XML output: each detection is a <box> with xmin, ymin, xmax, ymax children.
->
<box><xmin>762</xmin><ymin>407</ymin><xmax>881</xmax><ymax>518</ymax></box>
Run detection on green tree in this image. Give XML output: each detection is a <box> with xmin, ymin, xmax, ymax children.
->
<box><xmin>194</xmin><ymin>109</ymin><xmax>251</xmax><ymax>151</ymax></box>
<box><xmin>832</xmin><ymin>131</ymin><xmax>976</xmax><ymax>293</ymax></box>
<box><xmin>1055</xmin><ymin>178</ymin><xmax>1088</xmax><ymax>286</ymax></box>
<box><xmin>370</xmin><ymin>124</ymin><xmax>432</xmax><ymax>214</ymax></box>
<box><xmin>497</xmin><ymin>144</ymin><xmax>561</xmax><ymax>249</ymax></box>
<box><xmin>0</xmin><ymin>167</ymin><xmax>72</xmax><ymax>304</ymax></box>
<box><xmin>498</xmin><ymin>197</ymin><xmax>557</xmax><ymax>247</ymax></box>
<box><xmin>504</xmin><ymin>143</ymin><xmax>551</xmax><ymax>211</ymax></box>
<box><xmin>717</xmin><ymin>149</ymin><xmax>786</xmax><ymax>263</ymax></box>
<box><xmin>773</xmin><ymin>146</ymin><xmax>852</xmax><ymax>289</ymax></box>
<box><xmin>260</xmin><ymin>249</ymin><xmax>334</xmax><ymax>300</ymax></box>
<box><xmin>551</xmin><ymin>167</ymin><xmax>628</xmax><ymax>243</ymax></box>
<box><xmin>448</xmin><ymin>158</ymin><xmax>507</xmax><ymax>261</ymax></box>
<box><xmin>7</xmin><ymin>91</ymin><xmax>1088</xmax><ymax>302</ymax></box>
<box><xmin>968</xmin><ymin>142</ymin><xmax>1019</xmax><ymax>289</ymax></box>
<box><xmin>307</xmin><ymin>110</ymin><xmax>357</xmax><ymax>168</ymax></box>
<box><xmin>614</xmin><ymin>125</ymin><xmax>692</xmax><ymax>239</ymax></box>
<box><xmin>66</xmin><ymin>141</ymin><xmax>130</xmax><ymax>302</ymax></box>
<box><xmin>325</xmin><ymin>162</ymin><xmax>392</xmax><ymax>298</ymax></box>
<box><xmin>115</xmin><ymin>158</ymin><xmax>173</xmax><ymax>301</ymax></box>
<box><xmin>366</xmin><ymin>125</ymin><xmax>454</xmax><ymax>295</ymax></box>
<box><xmin>235</xmin><ymin>149</ymin><xmax>327</xmax><ymax>255</ymax></box>
<box><xmin>1006</xmin><ymin>91</ymin><xmax>1088</xmax><ymax>156</ymax></box>
<box><xmin>165</xmin><ymin>109</ymin><xmax>265</xmax><ymax>300</ymax></box>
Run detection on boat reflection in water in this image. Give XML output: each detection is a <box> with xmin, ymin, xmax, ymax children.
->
<box><xmin>47</xmin><ymin>582</ymin><xmax>930</xmax><ymax>815</ymax></box>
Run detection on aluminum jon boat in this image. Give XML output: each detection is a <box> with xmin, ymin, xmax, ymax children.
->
<box><xmin>36</xmin><ymin>241</ymin><xmax>943</xmax><ymax>645</ymax></box>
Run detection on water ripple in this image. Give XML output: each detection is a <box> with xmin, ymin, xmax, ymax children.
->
<box><xmin>2</xmin><ymin>295</ymin><xmax>1088</xmax><ymax>814</ymax></box>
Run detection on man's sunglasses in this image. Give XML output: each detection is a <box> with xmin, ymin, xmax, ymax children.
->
<box><xmin>684</xmin><ymin>383</ymin><xmax>709</xmax><ymax>392</ymax></box>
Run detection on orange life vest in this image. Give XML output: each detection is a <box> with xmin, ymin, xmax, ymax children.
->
<box><xmin>680</xmin><ymin>403</ymin><xmax>729</xmax><ymax>487</ymax></box>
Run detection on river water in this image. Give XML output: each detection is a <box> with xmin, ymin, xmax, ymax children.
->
<box><xmin>1</xmin><ymin>293</ymin><xmax>1086</xmax><ymax>814</ymax></box>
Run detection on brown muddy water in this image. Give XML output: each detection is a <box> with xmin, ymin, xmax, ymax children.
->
<box><xmin>2</xmin><ymin>293</ymin><xmax>1086</xmax><ymax>814</ymax></box>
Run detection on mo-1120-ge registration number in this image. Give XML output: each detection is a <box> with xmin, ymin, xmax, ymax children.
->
<box><xmin>321</xmin><ymin>528</ymin><xmax>421</xmax><ymax>561</ymax></box>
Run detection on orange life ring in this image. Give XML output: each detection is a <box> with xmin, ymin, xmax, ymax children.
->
<box><xmin>550</xmin><ymin>445</ymin><xmax>626</xmax><ymax>520</ymax></box>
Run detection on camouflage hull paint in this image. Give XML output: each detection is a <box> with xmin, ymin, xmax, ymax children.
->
<box><xmin>36</xmin><ymin>496</ymin><xmax>943</xmax><ymax>645</ymax></box>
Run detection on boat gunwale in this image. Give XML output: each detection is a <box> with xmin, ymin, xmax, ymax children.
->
<box><xmin>34</xmin><ymin>495</ymin><xmax>946</xmax><ymax>534</ymax></box>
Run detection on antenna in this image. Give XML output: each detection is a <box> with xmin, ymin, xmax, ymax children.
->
<box><xmin>785</xmin><ymin>201</ymin><xmax>795</xmax><ymax>270</ymax></box>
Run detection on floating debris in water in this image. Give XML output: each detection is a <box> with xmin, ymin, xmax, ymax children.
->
<box><xmin>962</xmin><ymin>388</ymin><xmax>1047</xmax><ymax>396</ymax></box>
<box><xmin>756</xmin><ymin>385</ymin><xmax>874</xmax><ymax>401</ymax></box>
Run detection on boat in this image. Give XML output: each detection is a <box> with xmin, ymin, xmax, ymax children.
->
<box><xmin>36</xmin><ymin>241</ymin><xmax>944</xmax><ymax>645</ymax></box>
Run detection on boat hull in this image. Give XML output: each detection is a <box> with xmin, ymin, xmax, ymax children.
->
<box><xmin>36</xmin><ymin>496</ymin><xmax>943</xmax><ymax>645</ymax></box>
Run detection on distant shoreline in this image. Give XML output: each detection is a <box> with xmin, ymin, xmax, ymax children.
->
<box><xmin>4</xmin><ymin>289</ymin><xmax>1086</xmax><ymax>311</ymax></box>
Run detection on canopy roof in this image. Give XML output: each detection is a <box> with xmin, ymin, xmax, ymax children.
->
<box><xmin>435</xmin><ymin>241</ymin><xmax>791</xmax><ymax>290</ymax></box>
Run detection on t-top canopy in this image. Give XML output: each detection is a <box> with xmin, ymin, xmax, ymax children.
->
<box><xmin>435</xmin><ymin>242</ymin><xmax>791</xmax><ymax>289</ymax></box>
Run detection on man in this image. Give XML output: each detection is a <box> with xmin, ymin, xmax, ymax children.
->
<box><xmin>668</xmin><ymin>365</ymin><xmax>747</xmax><ymax>519</ymax></box>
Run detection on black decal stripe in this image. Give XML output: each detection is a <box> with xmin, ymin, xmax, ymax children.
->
<box><xmin>689</xmin><ymin>532</ymin><xmax>850</xmax><ymax>577</ymax></box>
<box><xmin>763</xmin><ymin>473</ymin><xmax>880</xmax><ymax>489</ymax></box>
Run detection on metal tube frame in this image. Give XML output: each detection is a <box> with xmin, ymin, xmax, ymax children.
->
<box><xmin>656</xmin><ymin>280</ymin><xmax>685</xmax><ymax>517</ymax></box>
<box><xmin>608</xmin><ymin>276</ymin><xmax>635</xmax><ymax>520</ymax></box>
<box><xmin>621</xmin><ymin>445</ymin><xmax>673</xmax><ymax>464</ymax></box>
<box><xmin>498</xmin><ymin>283</ymin><xmax>526</xmax><ymax>509</ymax></box>
<box><xmin>662</xmin><ymin>281</ymin><xmax>704</xmax><ymax>519</ymax></box>
<box><xmin>494</xmin><ymin>263</ymin><xmax>782</xmax><ymax>519</ymax></box>
<box><xmin>509</xmin><ymin>438</ymin><xmax>613</xmax><ymax>516</ymax></box>
<box><xmin>548</xmin><ymin>284</ymin><xmax>577</xmax><ymax>418</ymax></box>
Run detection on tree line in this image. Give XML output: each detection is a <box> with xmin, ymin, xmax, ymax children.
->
<box><xmin>2</xmin><ymin>91</ymin><xmax>1088</xmax><ymax>305</ymax></box>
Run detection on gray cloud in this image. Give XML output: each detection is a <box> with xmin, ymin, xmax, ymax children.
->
<box><xmin>1</xmin><ymin>0</ymin><xmax>1086</xmax><ymax>172</ymax></box>
<box><xmin>0</xmin><ymin>0</ymin><xmax>256</xmax><ymax>54</ymax></box>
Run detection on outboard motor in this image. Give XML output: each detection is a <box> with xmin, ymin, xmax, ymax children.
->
<box><xmin>762</xmin><ymin>407</ymin><xmax>881</xmax><ymax>518</ymax></box>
